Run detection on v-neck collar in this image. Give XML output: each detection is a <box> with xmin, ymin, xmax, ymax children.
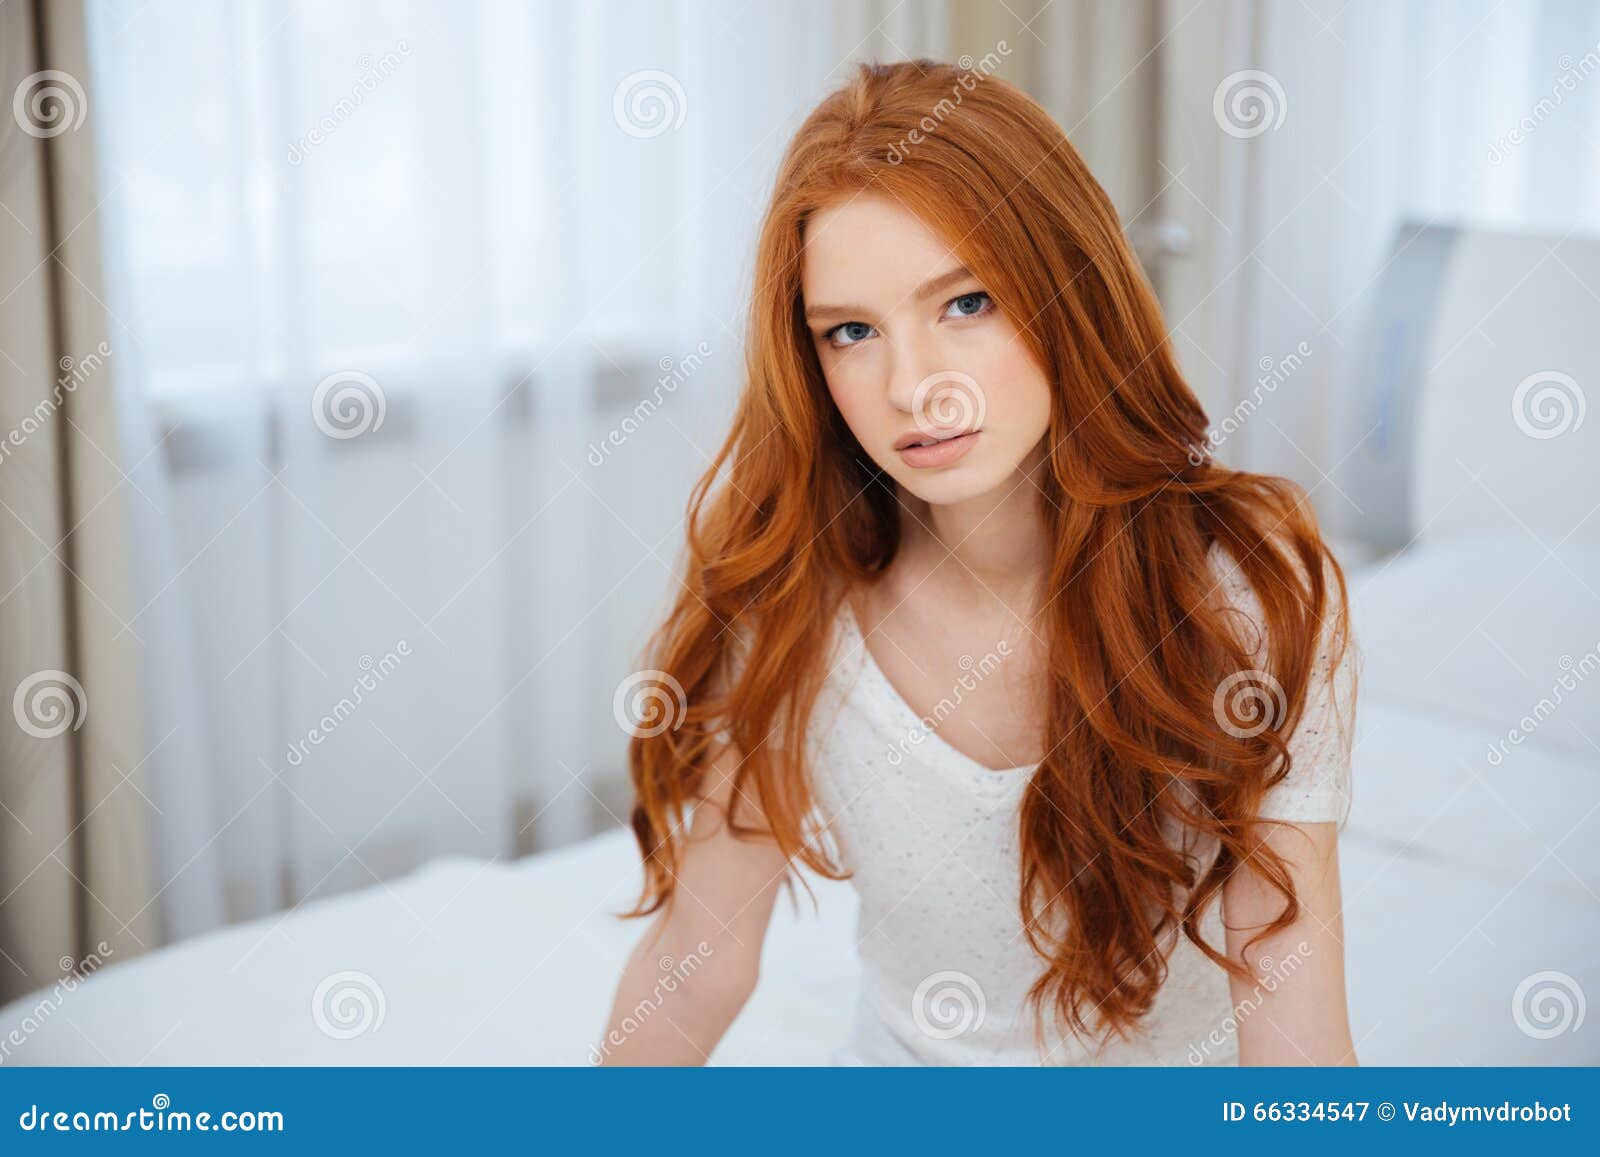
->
<box><xmin>834</xmin><ymin>599</ymin><xmax>1037</xmax><ymax>779</ymax></box>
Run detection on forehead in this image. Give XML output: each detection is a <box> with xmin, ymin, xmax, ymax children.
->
<box><xmin>799</xmin><ymin>192</ymin><xmax>960</xmax><ymax>303</ymax></box>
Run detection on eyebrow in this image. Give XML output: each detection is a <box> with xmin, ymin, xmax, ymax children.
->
<box><xmin>803</xmin><ymin>264</ymin><xmax>978</xmax><ymax>323</ymax></box>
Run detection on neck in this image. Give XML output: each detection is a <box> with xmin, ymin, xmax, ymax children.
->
<box><xmin>895</xmin><ymin>445</ymin><xmax>1051</xmax><ymax>611</ymax></box>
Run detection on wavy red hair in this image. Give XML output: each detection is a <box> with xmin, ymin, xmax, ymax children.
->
<box><xmin>623</xmin><ymin>58</ymin><xmax>1354</xmax><ymax>1051</ymax></box>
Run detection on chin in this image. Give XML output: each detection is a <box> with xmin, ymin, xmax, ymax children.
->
<box><xmin>891</xmin><ymin>457</ymin><xmax>1020</xmax><ymax>507</ymax></box>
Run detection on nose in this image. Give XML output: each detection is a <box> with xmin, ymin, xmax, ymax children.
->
<box><xmin>888</xmin><ymin>349</ymin><xmax>983</xmax><ymax>436</ymax></box>
<box><xmin>884</xmin><ymin>336</ymin><xmax>931</xmax><ymax>417</ymax></box>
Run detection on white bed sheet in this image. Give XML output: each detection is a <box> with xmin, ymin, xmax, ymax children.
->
<box><xmin>3</xmin><ymin>537</ymin><xmax>1595</xmax><ymax>1066</ymax></box>
<box><xmin>0</xmin><ymin>826</ymin><xmax>860</xmax><ymax>1067</ymax></box>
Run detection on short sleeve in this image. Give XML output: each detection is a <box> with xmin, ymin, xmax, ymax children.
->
<box><xmin>1258</xmin><ymin>606</ymin><xmax>1358</xmax><ymax>827</ymax></box>
<box><xmin>1211</xmin><ymin>543</ymin><xmax>1360</xmax><ymax>828</ymax></box>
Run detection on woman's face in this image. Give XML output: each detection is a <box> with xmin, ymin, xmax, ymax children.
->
<box><xmin>800</xmin><ymin>192</ymin><xmax>1054</xmax><ymax>507</ymax></box>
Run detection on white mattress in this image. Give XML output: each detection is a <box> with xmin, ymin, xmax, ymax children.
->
<box><xmin>4</xmin><ymin>535</ymin><xmax>1595</xmax><ymax>1065</ymax></box>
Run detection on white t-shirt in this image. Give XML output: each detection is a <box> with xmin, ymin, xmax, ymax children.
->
<box><xmin>735</xmin><ymin>540</ymin><xmax>1357</xmax><ymax>1065</ymax></box>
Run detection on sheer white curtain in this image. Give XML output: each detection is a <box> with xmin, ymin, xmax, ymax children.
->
<box><xmin>83</xmin><ymin>0</ymin><xmax>842</xmax><ymax>941</ymax></box>
<box><xmin>1157</xmin><ymin>0</ymin><xmax>1600</xmax><ymax>532</ymax></box>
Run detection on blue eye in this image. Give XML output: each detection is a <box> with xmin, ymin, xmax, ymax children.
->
<box><xmin>944</xmin><ymin>291</ymin><xmax>992</xmax><ymax>319</ymax></box>
<box><xmin>823</xmin><ymin>292</ymin><xmax>990</xmax><ymax>349</ymax></box>
<box><xmin>827</xmin><ymin>321</ymin><xmax>875</xmax><ymax>348</ymax></box>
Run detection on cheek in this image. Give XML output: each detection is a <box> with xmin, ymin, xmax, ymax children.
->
<box><xmin>977</xmin><ymin>337</ymin><xmax>1053</xmax><ymax>434</ymax></box>
<box><xmin>822</xmin><ymin>355</ymin><xmax>885</xmax><ymax>435</ymax></box>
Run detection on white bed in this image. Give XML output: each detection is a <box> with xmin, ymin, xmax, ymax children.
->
<box><xmin>0</xmin><ymin>810</ymin><xmax>863</xmax><ymax>1066</ymax></box>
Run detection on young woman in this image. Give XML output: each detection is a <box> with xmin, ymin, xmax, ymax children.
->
<box><xmin>599</xmin><ymin>58</ymin><xmax>1359</xmax><ymax>1066</ymax></box>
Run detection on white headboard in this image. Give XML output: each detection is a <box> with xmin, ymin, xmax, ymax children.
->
<box><xmin>1337</xmin><ymin>223</ymin><xmax>1599</xmax><ymax>548</ymax></box>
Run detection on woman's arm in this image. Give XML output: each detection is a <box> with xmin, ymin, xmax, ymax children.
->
<box><xmin>1222</xmin><ymin>819</ymin><xmax>1357</xmax><ymax>1065</ymax></box>
<box><xmin>596</xmin><ymin>740</ymin><xmax>791</xmax><ymax>1065</ymax></box>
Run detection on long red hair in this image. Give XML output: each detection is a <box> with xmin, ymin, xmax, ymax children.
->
<box><xmin>623</xmin><ymin>59</ymin><xmax>1353</xmax><ymax>1050</ymax></box>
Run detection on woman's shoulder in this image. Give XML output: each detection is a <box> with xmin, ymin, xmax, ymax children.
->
<box><xmin>711</xmin><ymin>592</ymin><xmax>858</xmax><ymax>711</ymax></box>
<box><xmin>1203</xmin><ymin>532</ymin><xmax>1351</xmax><ymax>647</ymax></box>
<box><xmin>1202</xmin><ymin>532</ymin><xmax>1361</xmax><ymax>825</ymax></box>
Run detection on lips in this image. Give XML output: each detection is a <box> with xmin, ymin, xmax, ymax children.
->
<box><xmin>893</xmin><ymin>428</ymin><xmax>976</xmax><ymax>450</ymax></box>
<box><xmin>895</xmin><ymin>429</ymin><xmax>981</xmax><ymax>468</ymax></box>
